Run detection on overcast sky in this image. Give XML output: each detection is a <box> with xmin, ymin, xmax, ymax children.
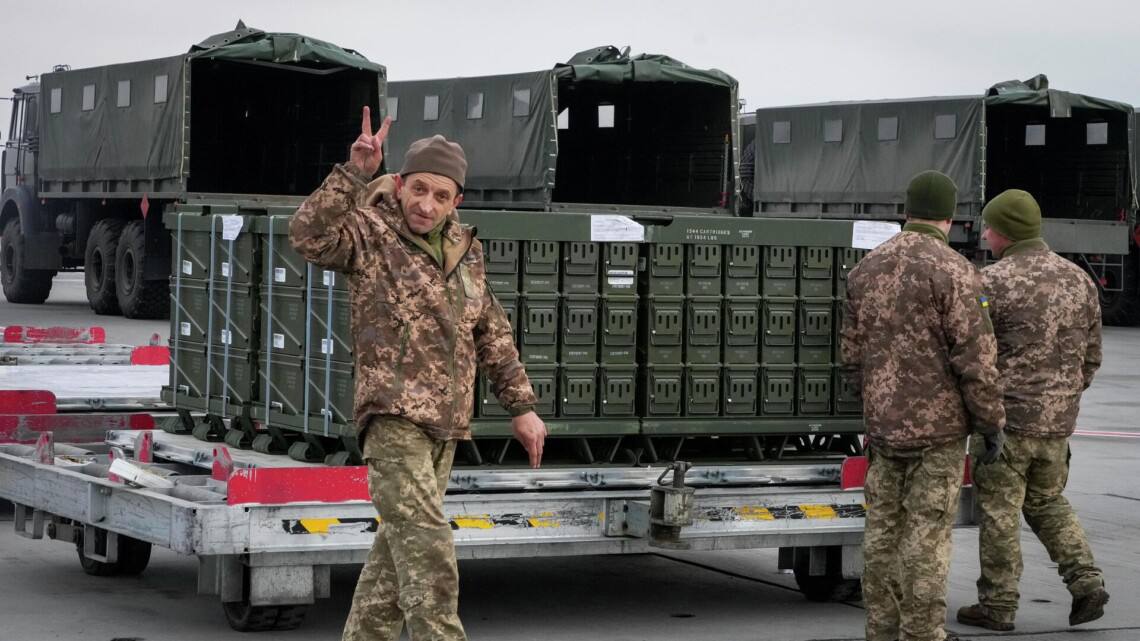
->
<box><xmin>3</xmin><ymin>0</ymin><xmax>1138</xmax><ymax>140</ymax></box>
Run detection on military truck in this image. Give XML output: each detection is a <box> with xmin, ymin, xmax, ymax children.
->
<box><xmin>0</xmin><ymin>22</ymin><xmax>385</xmax><ymax>317</ymax></box>
<box><xmin>747</xmin><ymin>75</ymin><xmax>1140</xmax><ymax>324</ymax></box>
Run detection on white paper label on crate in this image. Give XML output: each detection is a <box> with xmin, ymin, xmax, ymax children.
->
<box><xmin>323</xmin><ymin>270</ymin><xmax>336</xmax><ymax>287</ymax></box>
<box><xmin>220</xmin><ymin>329</ymin><xmax>232</xmax><ymax>345</ymax></box>
<box><xmin>851</xmin><ymin>221</ymin><xmax>901</xmax><ymax>250</ymax></box>
<box><xmin>180</xmin><ymin>322</ymin><xmax>191</xmax><ymax>336</ymax></box>
<box><xmin>221</xmin><ymin>262</ymin><xmax>231</xmax><ymax>278</ymax></box>
<box><xmin>220</xmin><ymin>215</ymin><xmax>243</xmax><ymax>241</ymax></box>
<box><xmin>273</xmin><ymin>333</ymin><xmax>285</xmax><ymax>350</ymax></box>
<box><xmin>590</xmin><ymin>215</ymin><xmax>644</xmax><ymax>242</ymax></box>
<box><xmin>606</xmin><ymin>269</ymin><xmax>635</xmax><ymax>288</ymax></box>
<box><xmin>320</xmin><ymin>338</ymin><xmax>334</xmax><ymax>355</ymax></box>
<box><xmin>182</xmin><ymin>260</ymin><xmax>193</xmax><ymax>276</ymax></box>
<box><xmin>274</xmin><ymin>267</ymin><xmax>286</xmax><ymax>283</ymax></box>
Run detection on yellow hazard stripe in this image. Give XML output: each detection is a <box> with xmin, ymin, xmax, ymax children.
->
<box><xmin>451</xmin><ymin>517</ymin><xmax>494</xmax><ymax>529</ymax></box>
<box><xmin>738</xmin><ymin>506</ymin><xmax>775</xmax><ymax>521</ymax></box>
<box><xmin>297</xmin><ymin>518</ymin><xmax>342</xmax><ymax>534</ymax></box>
<box><xmin>799</xmin><ymin>504</ymin><xmax>838</xmax><ymax>519</ymax></box>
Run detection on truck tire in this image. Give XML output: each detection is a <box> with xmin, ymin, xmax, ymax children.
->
<box><xmin>1</xmin><ymin>217</ymin><xmax>55</xmax><ymax>304</ymax></box>
<box><xmin>84</xmin><ymin>218</ymin><xmax>127</xmax><ymax>315</ymax></box>
<box><xmin>115</xmin><ymin>220</ymin><xmax>170</xmax><ymax>319</ymax></box>
<box><xmin>1101</xmin><ymin>251</ymin><xmax>1140</xmax><ymax>327</ymax></box>
<box><xmin>76</xmin><ymin>529</ymin><xmax>153</xmax><ymax>577</ymax></box>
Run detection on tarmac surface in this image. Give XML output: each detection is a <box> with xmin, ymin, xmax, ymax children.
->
<box><xmin>0</xmin><ymin>272</ymin><xmax>1138</xmax><ymax>640</ymax></box>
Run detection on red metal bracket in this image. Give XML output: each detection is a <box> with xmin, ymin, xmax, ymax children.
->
<box><xmin>227</xmin><ymin>466</ymin><xmax>369</xmax><ymax>506</ymax></box>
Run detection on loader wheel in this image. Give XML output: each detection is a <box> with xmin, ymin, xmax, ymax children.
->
<box><xmin>115</xmin><ymin>220</ymin><xmax>169</xmax><ymax>319</ymax></box>
<box><xmin>1</xmin><ymin>217</ymin><xmax>55</xmax><ymax>304</ymax></box>
<box><xmin>76</xmin><ymin>528</ymin><xmax>153</xmax><ymax>577</ymax></box>
<box><xmin>222</xmin><ymin>565</ymin><xmax>308</xmax><ymax>631</ymax></box>
<box><xmin>792</xmin><ymin>546</ymin><xmax>862</xmax><ymax>602</ymax></box>
<box><xmin>84</xmin><ymin>218</ymin><xmax>127</xmax><ymax>315</ymax></box>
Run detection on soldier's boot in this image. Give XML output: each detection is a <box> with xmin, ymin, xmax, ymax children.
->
<box><xmin>1069</xmin><ymin>587</ymin><xmax>1109</xmax><ymax>626</ymax></box>
<box><xmin>956</xmin><ymin>603</ymin><xmax>1015</xmax><ymax>631</ymax></box>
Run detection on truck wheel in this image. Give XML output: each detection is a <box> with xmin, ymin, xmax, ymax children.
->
<box><xmin>1</xmin><ymin>217</ymin><xmax>55</xmax><ymax>304</ymax></box>
<box><xmin>76</xmin><ymin>529</ymin><xmax>153</xmax><ymax>577</ymax></box>
<box><xmin>792</xmin><ymin>546</ymin><xmax>862</xmax><ymax>602</ymax></box>
<box><xmin>84</xmin><ymin>219</ymin><xmax>127</xmax><ymax>315</ymax></box>
<box><xmin>1101</xmin><ymin>252</ymin><xmax>1140</xmax><ymax>327</ymax></box>
<box><xmin>115</xmin><ymin>220</ymin><xmax>170</xmax><ymax>319</ymax></box>
<box><xmin>223</xmin><ymin>601</ymin><xmax>309</xmax><ymax>632</ymax></box>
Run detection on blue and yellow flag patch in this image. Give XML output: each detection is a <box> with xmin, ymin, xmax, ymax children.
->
<box><xmin>978</xmin><ymin>295</ymin><xmax>990</xmax><ymax>309</ymax></box>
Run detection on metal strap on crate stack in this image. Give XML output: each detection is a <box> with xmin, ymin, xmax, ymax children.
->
<box><xmin>322</xmin><ymin>269</ymin><xmax>334</xmax><ymax>437</ymax></box>
<box><xmin>220</xmin><ymin>224</ymin><xmax>237</xmax><ymax>416</ymax></box>
<box><xmin>303</xmin><ymin>263</ymin><xmax>313</xmax><ymax>433</ymax></box>
<box><xmin>264</xmin><ymin>220</ymin><xmax>275</xmax><ymax>424</ymax></box>
<box><xmin>172</xmin><ymin>213</ymin><xmax>184</xmax><ymax>395</ymax></box>
<box><xmin>205</xmin><ymin>215</ymin><xmax>217</xmax><ymax>402</ymax></box>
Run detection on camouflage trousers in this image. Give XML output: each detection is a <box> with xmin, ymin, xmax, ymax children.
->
<box><xmin>863</xmin><ymin>437</ymin><xmax>966</xmax><ymax>641</ymax></box>
<box><xmin>342</xmin><ymin>417</ymin><xmax>466</xmax><ymax>641</ymax></box>
<box><xmin>970</xmin><ymin>432</ymin><xmax>1103</xmax><ymax>622</ymax></box>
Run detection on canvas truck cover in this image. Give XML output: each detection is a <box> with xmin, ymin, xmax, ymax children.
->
<box><xmin>386</xmin><ymin>47</ymin><xmax>737</xmax><ymax>209</ymax></box>
<box><xmin>38</xmin><ymin>24</ymin><xmax>383</xmax><ymax>192</ymax></box>
<box><xmin>754</xmin><ymin>75</ymin><xmax>1136</xmax><ymax>219</ymax></box>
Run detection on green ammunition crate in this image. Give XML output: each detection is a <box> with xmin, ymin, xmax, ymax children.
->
<box><xmin>167</xmin><ymin>342</ymin><xmax>210</xmax><ymax>403</ymax></box>
<box><xmin>521</xmin><ymin>240</ymin><xmax>560</xmax><ymax>294</ymax></box>
<box><xmin>519</xmin><ymin>295</ymin><xmax>559</xmax><ymax>364</ymax></box>
<box><xmin>560</xmin><ymin>295</ymin><xmax>599</xmax><ymax>364</ymax></box>
<box><xmin>799</xmin><ymin>247</ymin><xmax>835</xmax><ymax>298</ymax></box>
<box><xmin>560</xmin><ymin>365</ymin><xmax>598</xmax><ymax>417</ymax></box>
<box><xmin>726</xmin><ymin>244</ymin><xmax>761</xmax><ymax>296</ymax></box>
<box><xmin>723</xmin><ymin>366</ymin><xmax>759</xmax><ymax>416</ymax></box>
<box><xmin>562</xmin><ymin>241</ymin><xmax>600</xmax><ymax>295</ymax></box>
<box><xmin>599</xmin><ymin>296</ymin><xmax>639</xmax><ymax>364</ymax></box>
<box><xmin>167</xmin><ymin>213</ymin><xmax>258</xmax><ymax>284</ymax></box>
<box><xmin>172</xmin><ymin>280</ymin><xmax>257</xmax><ymax>351</ymax></box>
<box><xmin>599</xmin><ymin>365</ymin><xmax>637</xmax><ymax>417</ymax></box>
<box><xmin>642</xmin><ymin>296</ymin><xmax>684</xmax><ymax>364</ymax></box>
<box><xmin>836</xmin><ymin>247</ymin><xmax>868</xmax><ymax>299</ymax></box>
<box><xmin>252</xmin><ymin>216</ymin><xmax>320</xmax><ymax>290</ymax></box>
<box><xmin>834</xmin><ymin>299</ymin><xmax>849</xmax><ymax>359</ymax></box>
<box><xmin>760</xmin><ymin>365</ymin><xmax>796</xmax><ymax>416</ymax></box>
<box><xmin>600</xmin><ymin>243</ymin><xmax>639</xmax><ymax>297</ymax></box>
<box><xmin>256</xmin><ymin>353</ymin><xmax>354</xmax><ymax>433</ymax></box>
<box><xmin>797</xmin><ymin>299</ymin><xmax>834</xmax><ymax>365</ymax></box>
<box><xmin>834</xmin><ymin>366</ymin><xmax>862</xmax><ymax>415</ymax></box>
<box><xmin>169</xmin><ymin>344</ymin><xmax>256</xmax><ymax>413</ymax></box>
<box><xmin>724</xmin><ymin>297</ymin><xmax>760</xmax><ymax>364</ymax></box>
<box><xmin>760</xmin><ymin>298</ymin><xmax>796</xmax><ymax>364</ymax></box>
<box><xmin>483</xmin><ymin>239</ymin><xmax>521</xmax><ymax>294</ymax></box>
<box><xmin>477</xmin><ymin>364</ymin><xmax>557</xmax><ymax>418</ymax></box>
<box><xmin>684</xmin><ymin>365</ymin><xmax>721</xmax><ymax>416</ymax></box>
<box><xmin>645</xmin><ymin>243</ymin><xmax>684</xmax><ymax>296</ymax></box>
<box><xmin>685</xmin><ymin>297</ymin><xmax>723</xmax><ymax>365</ymax></box>
<box><xmin>309</xmin><ymin>288</ymin><xmax>354</xmax><ymax>364</ymax></box>
<box><xmin>686</xmin><ymin>244</ymin><xmax>723</xmax><ymax>296</ymax></box>
<box><xmin>798</xmin><ymin>366</ymin><xmax>833</xmax><ymax>415</ymax></box>
<box><xmin>306</xmin><ymin>266</ymin><xmax>350</xmax><ymax>292</ymax></box>
<box><xmin>762</xmin><ymin>246</ymin><xmax>797</xmax><ymax>298</ymax></box>
<box><xmin>640</xmin><ymin>366</ymin><xmax>684</xmax><ymax>416</ymax></box>
<box><xmin>496</xmin><ymin>293</ymin><xmax>520</xmax><ymax>336</ymax></box>
<box><xmin>259</xmin><ymin>287</ymin><xmax>306</xmax><ymax>357</ymax></box>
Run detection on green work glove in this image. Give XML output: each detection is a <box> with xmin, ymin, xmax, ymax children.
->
<box><xmin>978</xmin><ymin>431</ymin><xmax>1006</xmax><ymax>465</ymax></box>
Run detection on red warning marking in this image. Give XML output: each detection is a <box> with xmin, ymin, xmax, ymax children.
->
<box><xmin>130</xmin><ymin>345</ymin><xmax>170</xmax><ymax>365</ymax></box>
<box><xmin>0</xmin><ymin>390</ymin><xmax>57</xmax><ymax>414</ymax></box>
<box><xmin>3</xmin><ymin>326</ymin><xmax>106</xmax><ymax>344</ymax></box>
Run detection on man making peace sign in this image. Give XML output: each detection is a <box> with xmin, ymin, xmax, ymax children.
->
<box><xmin>291</xmin><ymin>106</ymin><xmax>548</xmax><ymax>641</ymax></box>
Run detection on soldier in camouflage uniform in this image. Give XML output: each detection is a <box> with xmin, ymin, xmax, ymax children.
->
<box><xmin>957</xmin><ymin>189</ymin><xmax>1108</xmax><ymax>632</ymax></box>
<box><xmin>840</xmin><ymin>170</ymin><xmax>1006</xmax><ymax>641</ymax></box>
<box><xmin>290</xmin><ymin>107</ymin><xmax>548</xmax><ymax>641</ymax></box>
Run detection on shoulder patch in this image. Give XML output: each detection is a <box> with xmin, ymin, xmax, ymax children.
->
<box><xmin>978</xmin><ymin>295</ymin><xmax>990</xmax><ymax>309</ymax></box>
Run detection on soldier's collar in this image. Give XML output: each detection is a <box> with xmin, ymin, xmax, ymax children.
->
<box><xmin>999</xmin><ymin>237</ymin><xmax>1049</xmax><ymax>258</ymax></box>
<box><xmin>902</xmin><ymin>222</ymin><xmax>949</xmax><ymax>244</ymax></box>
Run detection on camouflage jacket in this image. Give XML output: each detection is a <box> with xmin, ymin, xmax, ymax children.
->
<box><xmin>840</xmin><ymin>223</ymin><xmax>1005</xmax><ymax>449</ymax></box>
<box><xmin>981</xmin><ymin>239</ymin><xmax>1101</xmax><ymax>437</ymax></box>
<box><xmin>289</xmin><ymin>164</ymin><xmax>537</xmax><ymax>441</ymax></box>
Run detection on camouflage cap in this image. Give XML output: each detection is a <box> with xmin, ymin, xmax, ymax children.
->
<box><xmin>400</xmin><ymin>135</ymin><xmax>467</xmax><ymax>190</ymax></box>
<box><xmin>905</xmin><ymin>170</ymin><xmax>958</xmax><ymax>220</ymax></box>
<box><xmin>982</xmin><ymin>189</ymin><xmax>1042</xmax><ymax>241</ymax></box>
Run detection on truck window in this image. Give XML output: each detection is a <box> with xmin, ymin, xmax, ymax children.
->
<box><xmin>23</xmin><ymin>96</ymin><xmax>37</xmax><ymax>140</ymax></box>
<box><xmin>557</xmin><ymin>107</ymin><xmax>569</xmax><ymax>130</ymax></box>
<box><xmin>598</xmin><ymin>104</ymin><xmax>614</xmax><ymax>128</ymax></box>
<box><xmin>1087</xmin><ymin>122</ymin><xmax>1108</xmax><ymax>145</ymax></box>
<box><xmin>81</xmin><ymin>84</ymin><xmax>96</xmax><ymax>111</ymax></box>
<box><xmin>424</xmin><ymin>95</ymin><xmax>439</xmax><ymax>121</ymax></box>
<box><xmin>1025</xmin><ymin>123</ymin><xmax>1045</xmax><ymax>146</ymax></box>
<box><xmin>386</xmin><ymin>97</ymin><xmax>399</xmax><ymax>122</ymax></box>
<box><xmin>772</xmin><ymin>121</ymin><xmax>791</xmax><ymax>144</ymax></box>
<box><xmin>7</xmin><ymin>96</ymin><xmax>21</xmax><ymax>140</ymax></box>
<box><xmin>823</xmin><ymin>119</ymin><xmax>842</xmax><ymax>143</ymax></box>
<box><xmin>877</xmin><ymin>117</ymin><xmax>898</xmax><ymax>141</ymax></box>
<box><xmin>50</xmin><ymin>88</ymin><xmax>62</xmax><ymax>114</ymax></box>
<box><xmin>466</xmin><ymin>92</ymin><xmax>484</xmax><ymax>120</ymax></box>
<box><xmin>512</xmin><ymin>89</ymin><xmax>530</xmax><ymax>117</ymax></box>
<box><xmin>934</xmin><ymin>114</ymin><xmax>956</xmax><ymax>139</ymax></box>
<box><xmin>154</xmin><ymin>74</ymin><xmax>168</xmax><ymax>104</ymax></box>
<box><xmin>117</xmin><ymin>80</ymin><xmax>131</xmax><ymax>108</ymax></box>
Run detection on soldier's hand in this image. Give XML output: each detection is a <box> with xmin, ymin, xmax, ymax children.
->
<box><xmin>348</xmin><ymin>105</ymin><xmax>392</xmax><ymax>178</ymax></box>
<box><xmin>978</xmin><ymin>431</ymin><xmax>1006</xmax><ymax>465</ymax></box>
<box><xmin>511</xmin><ymin>411</ymin><xmax>547</xmax><ymax>469</ymax></box>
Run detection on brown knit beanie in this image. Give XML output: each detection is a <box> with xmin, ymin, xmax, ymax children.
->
<box><xmin>399</xmin><ymin>135</ymin><xmax>467</xmax><ymax>190</ymax></box>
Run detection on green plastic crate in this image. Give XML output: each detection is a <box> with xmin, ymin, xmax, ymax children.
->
<box><xmin>168</xmin><ymin>213</ymin><xmax>258</xmax><ymax>284</ymax></box>
<box><xmin>797</xmin><ymin>299</ymin><xmax>834</xmax><ymax>365</ymax></box>
<box><xmin>521</xmin><ymin>240</ymin><xmax>560</xmax><ymax>294</ymax></box>
<box><xmin>483</xmin><ymin>238</ymin><xmax>521</xmax><ymax>294</ymax></box>
<box><xmin>562</xmin><ymin>241</ymin><xmax>600</xmax><ymax>295</ymax></box>
<box><xmin>836</xmin><ymin>247</ymin><xmax>868</xmax><ymax>299</ymax></box>
<box><xmin>761</xmin><ymin>298</ymin><xmax>796</xmax><ymax>365</ymax></box>
<box><xmin>685</xmin><ymin>297</ymin><xmax>723</xmax><ymax>365</ymax></box>
<box><xmin>560</xmin><ymin>295</ymin><xmax>599</xmax><ymax>364</ymax></box>
<box><xmin>762</xmin><ymin>246</ymin><xmax>797</xmax><ymax>298</ymax></box>
<box><xmin>645</xmin><ymin>243</ymin><xmax>684</xmax><ymax>296</ymax></box>
<box><xmin>760</xmin><ymin>365</ymin><xmax>796</xmax><ymax>416</ymax></box>
<box><xmin>798</xmin><ymin>366</ymin><xmax>833</xmax><ymax>415</ymax></box>
<box><xmin>171</xmin><ymin>279</ymin><xmax>256</xmax><ymax>351</ymax></box>
<box><xmin>259</xmin><ymin>287</ymin><xmax>306</xmax><ymax>358</ymax></box>
<box><xmin>255</xmin><ymin>353</ymin><xmax>354</xmax><ymax>435</ymax></box>
<box><xmin>640</xmin><ymin>365</ymin><xmax>684</xmax><ymax>416</ymax></box>
<box><xmin>834</xmin><ymin>366</ymin><xmax>862</xmax><ymax>415</ymax></box>
<box><xmin>686</xmin><ymin>244</ymin><xmax>723</xmax><ymax>296</ymax></box>
<box><xmin>684</xmin><ymin>365</ymin><xmax>721</xmax><ymax>416</ymax></box>
<box><xmin>560</xmin><ymin>365</ymin><xmax>598</xmax><ymax>417</ymax></box>
<box><xmin>726</xmin><ymin>244</ymin><xmax>761</xmax><ymax>296</ymax></box>
<box><xmin>599</xmin><ymin>365</ymin><xmax>637</xmax><ymax>417</ymax></box>
<box><xmin>519</xmin><ymin>295</ymin><xmax>559</xmax><ymax>364</ymax></box>
<box><xmin>723</xmin><ymin>366</ymin><xmax>759</xmax><ymax>416</ymax></box>
<box><xmin>599</xmin><ymin>296</ymin><xmax>639</xmax><ymax>364</ymax></box>
<box><xmin>724</xmin><ymin>297</ymin><xmax>760</xmax><ymax>364</ymax></box>
<box><xmin>309</xmin><ymin>288</ymin><xmax>354</xmax><ymax>364</ymax></box>
<box><xmin>642</xmin><ymin>296</ymin><xmax>684</xmax><ymax>365</ymax></box>
<box><xmin>799</xmin><ymin>247</ymin><xmax>834</xmax><ymax>298</ymax></box>
<box><xmin>477</xmin><ymin>363</ymin><xmax>557</xmax><ymax>418</ymax></box>
<box><xmin>600</xmin><ymin>243</ymin><xmax>639</xmax><ymax>297</ymax></box>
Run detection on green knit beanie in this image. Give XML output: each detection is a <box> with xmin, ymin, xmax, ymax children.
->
<box><xmin>982</xmin><ymin>189</ymin><xmax>1042</xmax><ymax>242</ymax></box>
<box><xmin>904</xmin><ymin>170</ymin><xmax>958</xmax><ymax>220</ymax></box>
